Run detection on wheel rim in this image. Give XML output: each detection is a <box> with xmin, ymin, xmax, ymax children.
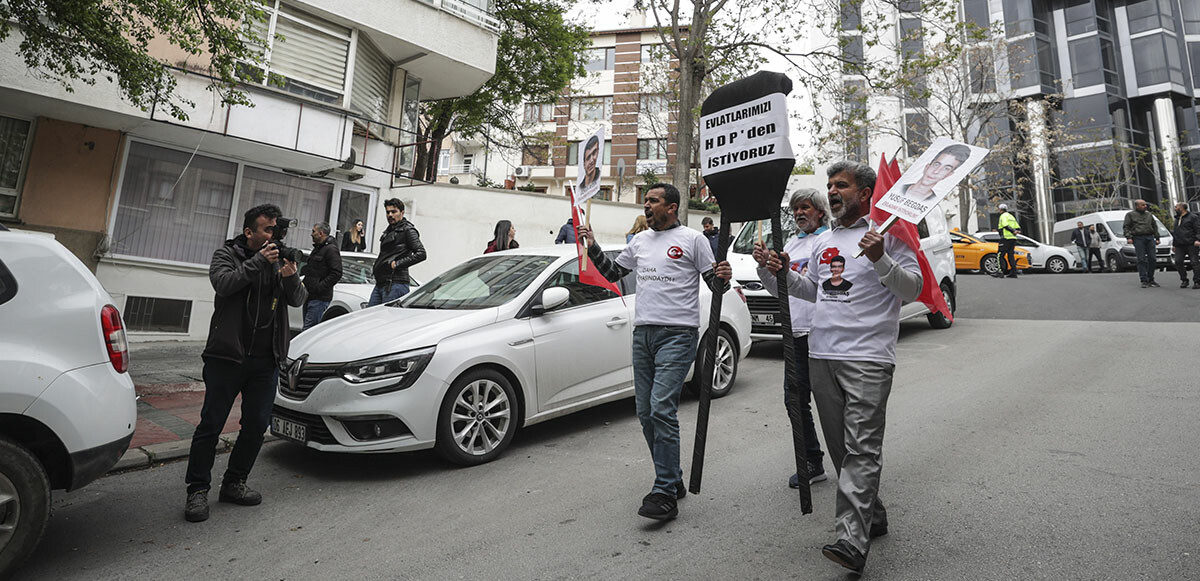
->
<box><xmin>983</xmin><ymin>256</ymin><xmax>998</xmax><ymax>274</ymax></box>
<box><xmin>449</xmin><ymin>379</ymin><xmax>511</xmax><ymax>456</ymax></box>
<box><xmin>1108</xmin><ymin>256</ymin><xmax>1118</xmax><ymax>271</ymax></box>
<box><xmin>712</xmin><ymin>335</ymin><xmax>735</xmax><ymax>392</ymax></box>
<box><xmin>1049</xmin><ymin>257</ymin><xmax>1066</xmax><ymax>273</ymax></box>
<box><xmin>0</xmin><ymin>472</ymin><xmax>19</xmax><ymax>551</ymax></box>
<box><xmin>940</xmin><ymin>285</ymin><xmax>953</xmax><ymax>312</ymax></box>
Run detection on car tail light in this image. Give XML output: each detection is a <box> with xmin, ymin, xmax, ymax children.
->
<box><xmin>734</xmin><ymin>286</ymin><xmax>747</xmax><ymax>303</ymax></box>
<box><xmin>101</xmin><ymin>305</ymin><xmax>129</xmax><ymax>373</ymax></box>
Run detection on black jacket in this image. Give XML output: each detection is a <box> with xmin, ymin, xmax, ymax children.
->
<box><xmin>202</xmin><ymin>236</ymin><xmax>306</xmax><ymax>365</ymax></box>
<box><xmin>302</xmin><ymin>237</ymin><xmax>343</xmax><ymax>301</ymax></box>
<box><xmin>1173</xmin><ymin>212</ymin><xmax>1200</xmax><ymax>247</ymax></box>
<box><xmin>1070</xmin><ymin>227</ymin><xmax>1091</xmax><ymax>248</ymax></box>
<box><xmin>341</xmin><ymin>231</ymin><xmax>366</xmax><ymax>252</ymax></box>
<box><xmin>373</xmin><ymin>218</ymin><xmax>426</xmax><ymax>284</ymax></box>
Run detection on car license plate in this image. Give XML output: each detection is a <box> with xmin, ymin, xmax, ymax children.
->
<box><xmin>751</xmin><ymin>313</ymin><xmax>776</xmax><ymax>325</ymax></box>
<box><xmin>271</xmin><ymin>416</ymin><xmax>307</xmax><ymax>443</ymax></box>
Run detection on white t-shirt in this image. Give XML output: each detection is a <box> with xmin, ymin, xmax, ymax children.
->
<box><xmin>616</xmin><ymin>224</ymin><xmax>715</xmax><ymax>328</ymax></box>
<box><xmin>756</xmin><ymin>227</ymin><xmax>828</xmax><ymax>336</ymax></box>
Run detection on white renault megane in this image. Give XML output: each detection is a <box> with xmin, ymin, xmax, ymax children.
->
<box><xmin>272</xmin><ymin>244</ymin><xmax>752</xmax><ymax>465</ymax></box>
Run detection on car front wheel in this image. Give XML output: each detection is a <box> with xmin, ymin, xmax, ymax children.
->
<box><xmin>1107</xmin><ymin>254</ymin><xmax>1121</xmax><ymax>272</ymax></box>
<box><xmin>1046</xmin><ymin>256</ymin><xmax>1068</xmax><ymax>274</ymax></box>
<box><xmin>0</xmin><ymin>439</ymin><xmax>50</xmax><ymax>578</ymax></box>
<box><xmin>981</xmin><ymin>254</ymin><xmax>999</xmax><ymax>276</ymax></box>
<box><xmin>434</xmin><ymin>369</ymin><xmax>518</xmax><ymax>466</ymax></box>
<box><xmin>687</xmin><ymin>328</ymin><xmax>738</xmax><ymax>399</ymax></box>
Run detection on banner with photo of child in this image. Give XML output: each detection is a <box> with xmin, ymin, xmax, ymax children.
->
<box><xmin>874</xmin><ymin>137</ymin><xmax>990</xmax><ymax>225</ymax></box>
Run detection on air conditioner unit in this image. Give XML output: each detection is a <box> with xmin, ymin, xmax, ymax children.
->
<box><xmin>514</xmin><ymin>166</ymin><xmax>531</xmax><ymax>177</ymax></box>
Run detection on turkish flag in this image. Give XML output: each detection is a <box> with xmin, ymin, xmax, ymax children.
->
<box><xmin>570</xmin><ymin>199</ymin><xmax>622</xmax><ymax>295</ymax></box>
<box><xmin>871</xmin><ymin>154</ymin><xmax>952</xmax><ymax>322</ymax></box>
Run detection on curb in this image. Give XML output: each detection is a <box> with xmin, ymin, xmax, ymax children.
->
<box><xmin>107</xmin><ymin>431</ymin><xmax>279</xmax><ymax>475</ymax></box>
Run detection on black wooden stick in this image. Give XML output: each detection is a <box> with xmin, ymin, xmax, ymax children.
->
<box><xmin>771</xmin><ymin>210</ymin><xmax>812</xmax><ymax>514</ymax></box>
<box><xmin>689</xmin><ymin>217</ymin><xmax>732</xmax><ymax>494</ymax></box>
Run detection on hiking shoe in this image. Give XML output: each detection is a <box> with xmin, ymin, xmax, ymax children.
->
<box><xmin>822</xmin><ymin>539</ymin><xmax>866</xmax><ymax>572</ymax></box>
<box><xmin>788</xmin><ymin>462</ymin><xmax>828</xmax><ymax>488</ymax></box>
<box><xmin>218</xmin><ymin>481</ymin><xmax>262</xmax><ymax>506</ymax></box>
<box><xmin>184</xmin><ymin>490</ymin><xmax>209</xmax><ymax>522</ymax></box>
<box><xmin>870</xmin><ymin>519</ymin><xmax>889</xmax><ymax>539</ymax></box>
<box><xmin>1149</xmin><ymin>281</ymin><xmax>1160</xmax><ymax>288</ymax></box>
<box><xmin>638</xmin><ymin>492</ymin><xmax>678</xmax><ymax>521</ymax></box>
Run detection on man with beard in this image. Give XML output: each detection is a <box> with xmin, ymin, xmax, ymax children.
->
<box><xmin>752</xmin><ymin>188</ymin><xmax>831</xmax><ymax>490</ymax></box>
<box><xmin>765</xmin><ymin>161</ymin><xmax>922</xmax><ymax>573</ymax></box>
<box><xmin>576</xmin><ymin>183</ymin><xmax>732</xmax><ymax>522</ymax></box>
<box><xmin>368</xmin><ymin>198</ymin><xmax>426</xmax><ymax>306</ymax></box>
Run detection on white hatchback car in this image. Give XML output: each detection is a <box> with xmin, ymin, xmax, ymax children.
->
<box><xmin>0</xmin><ymin>227</ymin><xmax>136</xmax><ymax>576</ymax></box>
<box><xmin>272</xmin><ymin>245</ymin><xmax>752</xmax><ymax>465</ymax></box>
<box><xmin>973</xmin><ymin>231</ymin><xmax>1074</xmax><ymax>274</ymax></box>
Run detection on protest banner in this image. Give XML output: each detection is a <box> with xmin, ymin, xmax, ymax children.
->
<box><xmin>573</xmin><ymin>127</ymin><xmax>605</xmax><ymax>208</ymax></box>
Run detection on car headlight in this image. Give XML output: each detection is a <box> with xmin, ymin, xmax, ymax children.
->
<box><xmin>340</xmin><ymin>347</ymin><xmax>436</xmax><ymax>395</ymax></box>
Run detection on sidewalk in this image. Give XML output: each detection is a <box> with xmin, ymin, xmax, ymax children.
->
<box><xmin>112</xmin><ymin>341</ymin><xmax>274</xmax><ymax>473</ymax></box>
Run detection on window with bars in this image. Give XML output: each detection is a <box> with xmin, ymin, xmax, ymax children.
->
<box><xmin>241</xmin><ymin>1</ymin><xmax>352</xmax><ymax>105</ymax></box>
<box><xmin>124</xmin><ymin>296</ymin><xmax>192</xmax><ymax>333</ymax></box>
<box><xmin>0</xmin><ymin>115</ymin><xmax>31</xmax><ymax>217</ymax></box>
<box><xmin>350</xmin><ymin>34</ymin><xmax>393</xmax><ymax>123</ymax></box>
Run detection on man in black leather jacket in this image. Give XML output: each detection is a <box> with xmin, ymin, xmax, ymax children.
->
<box><xmin>368</xmin><ymin>198</ymin><xmax>426</xmax><ymax>306</ymax></box>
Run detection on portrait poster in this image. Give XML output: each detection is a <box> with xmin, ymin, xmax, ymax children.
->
<box><xmin>574</xmin><ymin>126</ymin><xmax>605</xmax><ymax>207</ymax></box>
<box><xmin>874</xmin><ymin>137</ymin><xmax>990</xmax><ymax>224</ymax></box>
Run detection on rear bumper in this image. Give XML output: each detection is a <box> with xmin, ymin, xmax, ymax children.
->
<box><xmin>67</xmin><ymin>432</ymin><xmax>133</xmax><ymax>490</ymax></box>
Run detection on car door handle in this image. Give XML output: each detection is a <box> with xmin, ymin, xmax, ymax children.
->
<box><xmin>606</xmin><ymin>318</ymin><xmax>629</xmax><ymax>328</ymax></box>
<box><xmin>508</xmin><ymin>338</ymin><xmax>533</xmax><ymax>346</ymax></box>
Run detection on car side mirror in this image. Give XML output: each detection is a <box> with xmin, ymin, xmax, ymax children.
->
<box><xmin>533</xmin><ymin>287</ymin><xmax>570</xmax><ymax>315</ymax></box>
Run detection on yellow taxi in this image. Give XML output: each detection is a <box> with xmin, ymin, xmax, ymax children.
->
<box><xmin>950</xmin><ymin>229</ymin><xmax>1031</xmax><ymax>275</ymax></box>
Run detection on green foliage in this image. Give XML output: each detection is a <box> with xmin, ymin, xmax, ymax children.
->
<box><xmin>688</xmin><ymin>198</ymin><xmax>720</xmax><ymax>213</ymax></box>
<box><xmin>792</xmin><ymin>160</ymin><xmax>814</xmax><ymax>175</ymax></box>
<box><xmin>0</xmin><ymin>0</ymin><xmax>267</xmax><ymax>121</ymax></box>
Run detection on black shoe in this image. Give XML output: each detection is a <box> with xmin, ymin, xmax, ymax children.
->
<box><xmin>1183</xmin><ymin>281</ymin><xmax>1190</xmax><ymax>288</ymax></box>
<box><xmin>1149</xmin><ymin>281</ymin><xmax>1160</xmax><ymax>288</ymax></box>
<box><xmin>1141</xmin><ymin>282</ymin><xmax>1150</xmax><ymax>288</ymax></box>
<box><xmin>1006</xmin><ymin>274</ymin><xmax>1018</xmax><ymax>278</ymax></box>
<box><xmin>1193</xmin><ymin>282</ymin><xmax>1200</xmax><ymax>289</ymax></box>
<box><xmin>789</xmin><ymin>461</ymin><xmax>828</xmax><ymax>488</ymax></box>
<box><xmin>184</xmin><ymin>490</ymin><xmax>209</xmax><ymax>522</ymax></box>
<box><xmin>822</xmin><ymin>539</ymin><xmax>866</xmax><ymax>572</ymax></box>
<box><xmin>870</xmin><ymin>519</ymin><xmax>889</xmax><ymax>539</ymax></box>
<box><xmin>638</xmin><ymin>492</ymin><xmax>678</xmax><ymax>520</ymax></box>
<box><xmin>218</xmin><ymin>481</ymin><xmax>262</xmax><ymax>506</ymax></box>
<box><xmin>675</xmin><ymin>481</ymin><xmax>687</xmax><ymax>500</ymax></box>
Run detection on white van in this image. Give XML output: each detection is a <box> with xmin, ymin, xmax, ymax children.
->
<box><xmin>727</xmin><ymin>203</ymin><xmax>957</xmax><ymax>340</ymax></box>
<box><xmin>1051</xmin><ymin>210</ymin><xmax>1173</xmax><ymax>272</ymax></box>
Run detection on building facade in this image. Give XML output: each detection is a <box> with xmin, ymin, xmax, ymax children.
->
<box><xmin>0</xmin><ymin>0</ymin><xmax>498</xmax><ymax>340</ymax></box>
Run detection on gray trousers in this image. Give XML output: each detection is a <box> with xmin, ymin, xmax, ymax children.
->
<box><xmin>810</xmin><ymin>358</ymin><xmax>894</xmax><ymax>554</ymax></box>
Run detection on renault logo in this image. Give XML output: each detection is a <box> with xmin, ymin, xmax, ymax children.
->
<box><xmin>288</xmin><ymin>355</ymin><xmax>308</xmax><ymax>392</ymax></box>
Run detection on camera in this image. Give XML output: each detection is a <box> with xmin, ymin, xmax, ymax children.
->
<box><xmin>271</xmin><ymin>217</ymin><xmax>303</xmax><ymax>264</ymax></box>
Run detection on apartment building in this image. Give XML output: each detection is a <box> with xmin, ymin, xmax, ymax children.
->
<box><xmin>440</xmin><ymin>23</ymin><xmax>681</xmax><ymax>204</ymax></box>
<box><xmin>0</xmin><ymin>0</ymin><xmax>498</xmax><ymax>340</ymax></box>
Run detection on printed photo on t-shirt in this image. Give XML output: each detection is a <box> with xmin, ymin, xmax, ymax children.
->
<box><xmin>819</xmin><ymin>254</ymin><xmax>853</xmax><ymax>302</ymax></box>
<box><xmin>791</xmin><ymin>256</ymin><xmax>809</xmax><ymax>277</ymax></box>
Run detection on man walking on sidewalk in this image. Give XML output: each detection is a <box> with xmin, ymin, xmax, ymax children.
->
<box><xmin>184</xmin><ymin>204</ymin><xmax>306</xmax><ymax>522</ymax></box>
<box><xmin>368</xmin><ymin>198</ymin><xmax>426</xmax><ymax>306</ymax></box>
<box><xmin>1124</xmin><ymin>199</ymin><xmax>1160</xmax><ymax>288</ymax></box>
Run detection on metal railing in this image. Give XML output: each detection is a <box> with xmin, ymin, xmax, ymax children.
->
<box><xmin>417</xmin><ymin>0</ymin><xmax>500</xmax><ymax>33</ymax></box>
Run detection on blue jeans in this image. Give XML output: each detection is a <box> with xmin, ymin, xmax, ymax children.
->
<box><xmin>632</xmin><ymin>325</ymin><xmax>699</xmax><ymax>496</ymax></box>
<box><xmin>1132</xmin><ymin>235</ymin><xmax>1157</xmax><ymax>283</ymax></box>
<box><xmin>186</xmin><ymin>356</ymin><xmax>279</xmax><ymax>493</ymax></box>
<box><xmin>367</xmin><ymin>282</ymin><xmax>410</xmax><ymax>307</ymax></box>
<box><xmin>303</xmin><ymin>299</ymin><xmax>330</xmax><ymax>330</ymax></box>
<box><xmin>786</xmin><ymin>335</ymin><xmax>824</xmax><ymax>467</ymax></box>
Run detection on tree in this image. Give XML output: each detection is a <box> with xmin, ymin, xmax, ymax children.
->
<box><xmin>0</xmin><ymin>0</ymin><xmax>267</xmax><ymax>121</ymax></box>
<box><xmin>410</xmin><ymin>0</ymin><xmax>590</xmax><ymax>182</ymax></box>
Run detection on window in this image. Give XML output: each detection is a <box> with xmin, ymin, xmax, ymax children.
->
<box><xmin>1064</xmin><ymin>0</ymin><xmax>1096</xmax><ymax>36</ymax></box>
<box><xmin>639</xmin><ymin>94</ymin><xmax>668</xmax><ymax>117</ymax></box>
<box><xmin>898</xmin><ymin>0</ymin><xmax>920</xmax><ymax>12</ymax></box>
<box><xmin>1002</xmin><ymin>0</ymin><xmax>1047</xmax><ymax>36</ymax></box>
<box><xmin>462</xmin><ymin>153</ymin><xmax>474</xmax><ymax>173</ymax></box>
<box><xmin>1190</xmin><ymin>43</ymin><xmax>1200</xmax><ymax>90</ymax></box>
<box><xmin>0</xmin><ymin>115</ymin><xmax>32</xmax><ymax>217</ymax></box>
<box><xmin>596</xmin><ymin>186</ymin><xmax>614</xmax><ymax>202</ymax></box>
<box><xmin>523</xmin><ymin>103</ymin><xmax>555</xmax><ymax>123</ymax></box>
<box><xmin>583</xmin><ymin>47</ymin><xmax>616</xmax><ymax>71</ymax></box>
<box><xmin>336</xmin><ymin>188</ymin><xmax>372</xmax><ymax>242</ymax></box>
<box><xmin>522</xmin><ymin>143</ymin><xmax>549</xmax><ymax>166</ymax></box>
<box><xmin>350</xmin><ymin>35</ymin><xmax>393</xmax><ymax>123</ymax></box>
<box><xmin>842</xmin><ymin>36</ymin><xmax>863</xmax><ymax>73</ymax></box>
<box><xmin>963</xmin><ymin>0</ymin><xmax>990</xmax><ymax>31</ymax></box>
<box><xmin>1126</xmin><ymin>0</ymin><xmax>1174</xmax><ymax>34</ymax></box>
<box><xmin>638</xmin><ymin>138</ymin><xmax>667</xmax><ymax>160</ymax></box>
<box><xmin>899</xmin><ymin>18</ymin><xmax>923</xmax><ymax>61</ymax></box>
<box><xmin>905</xmin><ymin>112</ymin><xmax>929</xmax><ymax>157</ymax></box>
<box><xmin>241</xmin><ymin>1</ymin><xmax>352</xmax><ymax>104</ymax></box>
<box><xmin>124</xmin><ymin>296</ymin><xmax>192</xmax><ymax>333</ymax></box>
<box><xmin>1132</xmin><ymin>33</ymin><xmax>1183</xmax><ymax>87</ymax></box>
<box><xmin>397</xmin><ymin>74</ymin><xmax>422</xmax><ymax>173</ymax></box>
<box><xmin>570</xmin><ymin>97</ymin><xmax>612</xmax><ymax>121</ymax></box>
<box><xmin>438</xmin><ymin>149</ymin><xmax>450</xmax><ymax>175</ymax></box>
<box><xmin>1008</xmin><ymin>36</ymin><xmax>1055</xmax><ymax>88</ymax></box>
<box><xmin>841</xmin><ymin>0</ymin><xmax>861</xmax><ymax>30</ymax></box>
<box><xmin>1069</xmin><ymin>37</ymin><xmax>1103</xmax><ymax>88</ymax></box>
<box><xmin>541</xmin><ymin>261</ymin><xmax>620</xmax><ymax>307</ymax></box>
<box><xmin>112</xmin><ymin>142</ymin><xmax>238</xmax><ymax>265</ymax></box>
<box><xmin>236</xmin><ymin>167</ymin><xmax>333</xmax><ymax>252</ymax></box>
<box><xmin>969</xmin><ymin>45</ymin><xmax>996</xmax><ymax>93</ymax></box>
<box><xmin>641</xmin><ymin>44</ymin><xmax>665</xmax><ymax>63</ymax></box>
<box><xmin>1184</xmin><ymin>0</ymin><xmax>1200</xmax><ymax>34</ymax></box>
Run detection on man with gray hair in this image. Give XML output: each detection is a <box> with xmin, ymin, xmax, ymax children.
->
<box><xmin>751</xmin><ymin>188</ymin><xmax>831</xmax><ymax>489</ymax></box>
<box><xmin>301</xmin><ymin>222</ymin><xmax>343</xmax><ymax>329</ymax></box>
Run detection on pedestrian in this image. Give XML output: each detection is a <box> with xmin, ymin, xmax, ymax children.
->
<box><xmin>368</xmin><ymin>198</ymin><xmax>426</xmax><ymax>306</ymax></box>
<box><xmin>184</xmin><ymin>204</ymin><xmax>306</xmax><ymax>523</ymax></box>
<box><xmin>1123</xmin><ymin>199</ymin><xmax>1160</xmax><ymax>288</ymax></box>
<box><xmin>485</xmin><ymin>220</ymin><xmax>519</xmax><ymax>253</ymax></box>
<box><xmin>996</xmin><ymin>203</ymin><xmax>1020</xmax><ymax>278</ymax></box>
<box><xmin>1171</xmin><ymin>203</ymin><xmax>1200</xmax><ymax>288</ymax></box>
<box><xmin>1070</xmin><ymin>221</ymin><xmax>1092</xmax><ymax>273</ymax></box>
<box><xmin>341</xmin><ymin>219</ymin><xmax>366</xmax><ymax>252</ymax></box>
<box><xmin>765</xmin><ymin>161</ymin><xmax>922</xmax><ymax>573</ymax></box>
<box><xmin>751</xmin><ymin>188</ymin><xmax>830</xmax><ymax>490</ymax></box>
<box><xmin>301</xmin><ymin>222</ymin><xmax>342</xmax><ymax>330</ymax></box>
<box><xmin>1086</xmin><ymin>225</ymin><xmax>1102</xmax><ymax>272</ymax></box>
<box><xmin>555</xmin><ymin>218</ymin><xmax>576</xmax><ymax>244</ymax></box>
<box><xmin>701</xmin><ymin>216</ymin><xmax>720</xmax><ymax>256</ymax></box>
<box><xmin>576</xmin><ymin>183</ymin><xmax>732</xmax><ymax>522</ymax></box>
<box><xmin>626</xmin><ymin>215</ymin><xmax>648</xmax><ymax>243</ymax></box>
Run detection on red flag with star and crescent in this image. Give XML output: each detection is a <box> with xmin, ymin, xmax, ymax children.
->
<box><xmin>871</xmin><ymin>154</ymin><xmax>952</xmax><ymax>322</ymax></box>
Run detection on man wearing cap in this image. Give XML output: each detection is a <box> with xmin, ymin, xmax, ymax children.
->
<box><xmin>996</xmin><ymin>204</ymin><xmax>1020</xmax><ymax>278</ymax></box>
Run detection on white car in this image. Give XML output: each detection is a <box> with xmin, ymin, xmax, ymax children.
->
<box><xmin>973</xmin><ymin>231</ymin><xmax>1074</xmax><ymax>274</ymax></box>
<box><xmin>288</xmin><ymin>251</ymin><xmax>420</xmax><ymax>332</ymax></box>
<box><xmin>0</xmin><ymin>227</ymin><xmax>136</xmax><ymax>577</ymax></box>
<box><xmin>272</xmin><ymin>244</ymin><xmax>752</xmax><ymax>465</ymax></box>
<box><xmin>729</xmin><ymin>204</ymin><xmax>958</xmax><ymax>341</ymax></box>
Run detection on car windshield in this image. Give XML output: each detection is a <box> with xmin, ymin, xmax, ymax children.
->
<box><xmin>1107</xmin><ymin>219</ymin><xmax>1170</xmax><ymax>238</ymax></box>
<box><xmin>398</xmin><ymin>254</ymin><xmax>554</xmax><ymax>310</ymax></box>
<box><xmin>341</xmin><ymin>255</ymin><xmax>376</xmax><ymax>284</ymax></box>
<box><xmin>732</xmin><ymin>211</ymin><xmax>798</xmax><ymax>254</ymax></box>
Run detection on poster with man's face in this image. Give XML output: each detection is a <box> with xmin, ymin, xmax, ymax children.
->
<box><xmin>874</xmin><ymin>137</ymin><xmax>989</xmax><ymax>224</ymax></box>
<box><xmin>574</xmin><ymin>127</ymin><xmax>605</xmax><ymax>207</ymax></box>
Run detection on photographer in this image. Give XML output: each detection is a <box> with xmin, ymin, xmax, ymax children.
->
<box><xmin>183</xmin><ymin>204</ymin><xmax>306</xmax><ymax>523</ymax></box>
<box><xmin>301</xmin><ymin>222</ymin><xmax>343</xmax><ymax>329</ymax></box>
<box><xmin>368</xmin><ymin>198</ymin><xmax>425</xmax><ymax>306</ymax></box>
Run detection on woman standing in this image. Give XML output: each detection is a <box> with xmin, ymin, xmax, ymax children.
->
<box><xmin>341</xmin><ymin>219</ymin><xmax>366</xmax><ymax>252</ymax></box>
<box><xmin>626</xmin><ymin>215</ymin><xmax>648</xmax><ymax>243</ymax></box>
<box><xmin>485</xmin><ymin>220</ymin><xmax>519</xmax><ymax>253</ymax></box>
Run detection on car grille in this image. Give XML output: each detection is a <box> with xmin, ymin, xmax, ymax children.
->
<box><xmin>278</xmin><ymin>361</ymin><xmax>342</xmax><ymax>400</ymax></box>
<box><xmin>271</xmin><ymin>405</ymin><xmax>337</xmax><ymax>445</ymax></box>
<box><xmin>745</xmin><ymin>295</ymin><xmax>783</xmax><ymax>334</ymax></box>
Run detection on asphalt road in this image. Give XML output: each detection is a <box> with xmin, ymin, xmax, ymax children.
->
<box><xmin>16</xmin><ymin>275</ymin><xmax>1200</xmax><ymax>580</ymax></box>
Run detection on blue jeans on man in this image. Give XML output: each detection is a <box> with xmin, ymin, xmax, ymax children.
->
<box><xmin>367</xmin><ymin>282</ymin><xmax>410</xmax><ymax>306</ymax></box>
<box><xmin>1132</xmin><ymin>235</ymin><xmax>1157</xmax><ymax>284</ymax></box>
<box><xmin>185</xmin><ymin>356</ymin><xmax>279</xmax><ymax>494</ymax></box>
<box><xmin>631</xmin><ymin>325</ymin><xmax>699</xmax><ymax>497</ymax></box>
<box><xmin>302</xmin><ymin>299</ymin><xmax>330</xmax><ymax>330</ymax></box>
